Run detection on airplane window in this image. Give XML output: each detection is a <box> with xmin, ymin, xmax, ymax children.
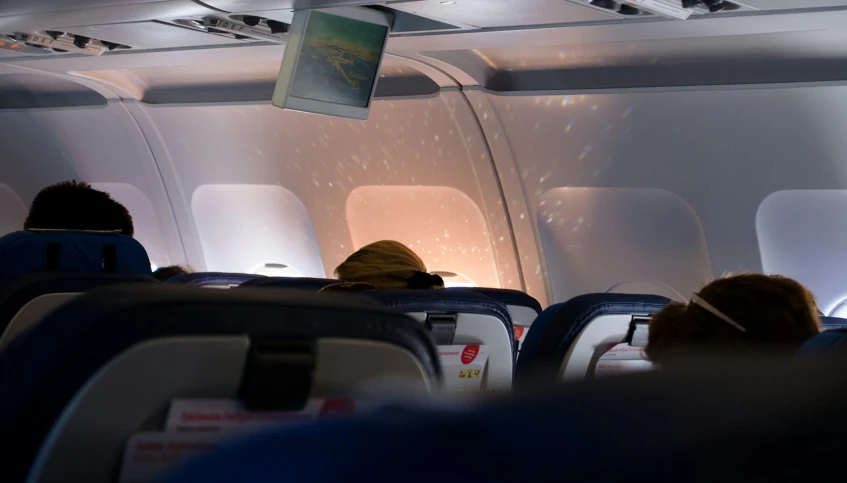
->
<box><xmin>252</xmin><ymin>263</ymin><xmax>304</xmax><ymax>278</ymax></box>
<box><xmin>757</xmin><ymin>190</ymin><xmax>847</xmax><ymax>315</ymax></box>
<box><xmin>432</xmin><ymin>271</ymin><xmax>476</xmax><ymax>288</ymax></box>
<box><xmin>0</xmin><ymin>183</ymin><xmax>27</xmax><ymax>237</ymax></box>
<box><xmin>90</xmin><ymin>182</ymin><xmax>171</xmax><ymax>269</ymax></box>
<box><xmin>191</xmin><ymin>184</ymin><xmax>323</xmax><ymax>277</ymax></box>
<box><xmin>538</xmin><ymin>187</ymin><xmax>712</xmax><ymax>304</ymax></box>
<box><xmin>346</xmin><ymin>186</ymin><xmax>499</xmax><ymax>288</ymax></box>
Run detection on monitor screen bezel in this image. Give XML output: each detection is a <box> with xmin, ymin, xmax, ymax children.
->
<box><xmin>272</xmin><ymin>7</ymin><xmax>393</xmax><ymax>120</ymax></box>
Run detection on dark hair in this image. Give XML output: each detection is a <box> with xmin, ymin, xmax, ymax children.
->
<box><xmin>645</xmin><ymin>274</ymin><xmax>822</xmax><ymax>366</ymax></box>
<box><xmin>153</xmin><ymin>265</ymin><xmax>190</xmax><ymax>282</ymax></box>
<box><xmin>24</xmin><ymin>180</ymin><xmax>134</xmax><ymax>236</ymax></box>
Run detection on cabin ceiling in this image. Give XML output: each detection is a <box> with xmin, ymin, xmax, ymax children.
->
<box><xmin>2</xmin><ymin>0</ymin><xmax>847</xmax><ymax>99</ymax></box>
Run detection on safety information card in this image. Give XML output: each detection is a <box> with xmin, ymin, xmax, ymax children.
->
<box><xmin>438</xmin><ymin>344</ymin><xmax>489</xmax><ymax>393</ymax></box>
<box><xmin>594</xmin><ymin>343</ymin><xmax>654</xmax><ymax>377</ymax></box>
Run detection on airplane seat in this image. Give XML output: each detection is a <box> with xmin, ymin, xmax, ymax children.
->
<box><xmin>451</xmin><ymin>287</ymin><xmax>542</xmax><ymax>350</ymax></box>
<box><xmin>363</xmin><ymin>289</ymin><xmax>514</xmax><ymax>392</ymax></box>
<box><xmin>821</xmin><ymin>316</ymin><xmax>847</xmax><ymax>330</ymax></box>
<box><xmin>166</xmin><ymin>272</ymin><xmax>264</xmax><ymax>287</ymax></box>
<box><xmin>160</xmin><ymin>359</ymin><xmax>847</xmax><ymax>483</ymax></box>
<box><xmin>0</xmin><ymin>272</ymin><xmax>157</xmax><ymax>350</ymax></box>
<box><xmin>239</xmin><ymin>276</ymin><xmax>338</xmax><ymax>292</ymax></box>
<box><xmin>0</xmin><ymin>230</ymin><xmax>155</xmax><ymax>339</ymax></box>
<box><xmin>796</xmin><ymin>329</ymin><xmax>847</xmax><ymax>359</ymax></box>
<box><xmin>0</xmin><ymin>284</ymin><xmax>439</xmax><ymax>483</ymax></box>
<box><xmin>515</xmin><ymin>293</ymin><xmax>670</xmax><ymax>389</ymax></box>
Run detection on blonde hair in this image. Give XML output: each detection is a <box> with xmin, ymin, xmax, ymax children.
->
<box><xmin>335</xmin><ymin>240</ymin><xmax>443</xmax><ymax>290</ymax></box>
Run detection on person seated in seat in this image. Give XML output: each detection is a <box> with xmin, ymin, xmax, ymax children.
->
<box><xmin>24</xmin><ymin>180</ymin><xmax>134</xmax><ymax>236</ymax></box>
<box><xmin>332</xmin><ymin>240</ymin><xmax>444</xmax><ymax>290</ymax></box>
<box><xmin>153</xmin><ymin>265</ymin><xmax>191</xmax><ymax>282</ymax></box>
<box><xmin>645</xmin><ymin>274</ymin><xmax>821</xmax><ymax>367</ymax></box>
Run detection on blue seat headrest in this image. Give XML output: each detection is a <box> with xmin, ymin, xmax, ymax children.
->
<box><xmin>0</xmin><ymin>284</ymin><xmax>439</xmax><ymax>483</ymax></box>
<box><xmin>796</xmin><ymin>329</ymin><xmax>847</xmax><ymax>358</ymax></box>
<box><xmin>821</xmin><ymin>316</ymin><xmax>847</xmax><ymax>330</ymax></box>
<box><xmin>239</xmin><ymin>277</ymin><xmax>338</xmax><ymax>291</ymax></box>
<box><xmin>516</xmin><ymin>293</ymin><xmax>670</xmax><ymax>384</ymax></box>
<box><xmin>166</xmin><ymin>272</ymin><xmax>264</xmax><ymax>286</ymax></box>
<box><xmin>451</xmin><ymin>287</ymin><xmax>543</xmax><ymax>315</ymax></box>
<box><xmin>0</xmin><ymin>231</ymin><xmax>151</xmax><ymax>285</ymax></box>
<box><xmin>363</xmin><ymin>289</ymin><xmax>513</xmax><ymax>327</ymax></box>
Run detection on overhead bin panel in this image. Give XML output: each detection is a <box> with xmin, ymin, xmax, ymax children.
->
<box><xmin>0</xmin><ymin>0</ymin><xmax>174</xmax><ymax>17</ymax></box>
<box><xmin>0</xmin><ymin>0</ymin><xmax>215</xmax><ymax>34</ymax></box>
<box><xmin>390</xmin><ymin>0</ymin><xmax>617</xmax><ymax>28</ymax></box>
<box><xmin>742</xmin><ymin>0</ymin><xmax>847</xmax><ymax>9</ymax></box>
<box><xmin>199</xmin><ymin>0</ymin><xmax>386</xmax><ymax>11</ymax></box>
<box><xmin>55</xmin><ymin>22</ymin><xmax>244</xmax><ymax>50</ymax></box>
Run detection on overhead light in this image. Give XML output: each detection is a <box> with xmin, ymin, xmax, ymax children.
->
<box><xmin>440</xmin><ymin>1</ymin><xmax>457</xmax><ymax>4</ymax></box>
<box><xmin>703</xmin><ymin>0</ymin><xmax>729</xmax><ymax>11</ymax></box>
<box><xmin>590</xmin><ymin>0</ymin><xmax>618</xmax><ymax>9</ymax></box>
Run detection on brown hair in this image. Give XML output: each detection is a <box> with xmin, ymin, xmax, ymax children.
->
<box><xmin>152</xmin><ymin>265</ymin><xmax>191</xmax><ymax>282</ymax></box>
<box><xmin>335</xmin><ymin>240</ymin><xmax>444</xmax><ymax>290</ymax></box>
<box><xmin>645</xmin><ymin>274</ymin><xmax>821</xmax><ymax>365</ymax></box>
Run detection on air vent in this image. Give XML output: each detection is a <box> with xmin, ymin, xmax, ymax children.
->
<box><xmin>169</xmin><ymin>15</ymin><xmax>290</xmax><ymax>43</ymax></box>
<box><xmin>574</xmin><ymin>0</ymin><xmax>756</xmax><ymax>19</ymax></box>
<box><xmin>2</xmin><ymin>31</ymin><xmax>130</xmax><ymax>55</ymax></box>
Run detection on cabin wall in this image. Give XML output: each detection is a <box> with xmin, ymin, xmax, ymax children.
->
<box><xmin>0</xmin><ymin>103</ymin><xmax>184</xmax><ymax>268</ymax></box>
<box><xmin>484</xmin><ymin>85</ymin><xmax>847</xmax><ymax>307</ymax></box>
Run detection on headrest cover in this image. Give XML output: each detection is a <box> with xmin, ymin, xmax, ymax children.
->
<box><xmin>239</xmin><ymin>277</ymin><xmax>339</xmax><ymax>292</ymax></box>
<box><xmin>458</xmin><ymin>287</ymin><xmax>543</xmax><ymax>315</ymax></box>
<box><xmin>796</xmin><ymin>329</ymin><xmax>847</xmax><ymax>358</ymax></box>
<box><xmin>0</xmin><ymin>230</ymin><xmax>151</xmax><ymax>284</ymax></box>
<box><xmin>363</xmin><ymin>289</ymin><xmax>513</xmax><ymax>328</ymax></box>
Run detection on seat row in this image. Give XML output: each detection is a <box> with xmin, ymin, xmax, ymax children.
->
<box><xmin>1</xmin><ymin>229</ymin><xmax>845</xmax><ymax>483</ymax></box>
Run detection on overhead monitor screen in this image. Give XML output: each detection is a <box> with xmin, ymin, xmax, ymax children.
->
<box><xmin>272</xmin><ymin>8</ymin><xmax>393</xmax><ymax>120</ymax></box>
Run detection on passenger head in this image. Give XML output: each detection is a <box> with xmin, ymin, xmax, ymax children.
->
<box><xmin>24</xmin><ymin>181</ymin><xmax>134</xmax><ymax>236</ymax></box>
<box><xmin>645</xmin><ymin>274</ymin><xmax>821</xmax><ymax>367</ymax></box>
<box><xmin>153</xmin><ymin>265</ymin><xmax>191</xmax><ymax>282</ymax></box>
<box><xmin>335</xmin><ymin>240</ymin><xmax>444</xmax><ymax>289</ymax></box>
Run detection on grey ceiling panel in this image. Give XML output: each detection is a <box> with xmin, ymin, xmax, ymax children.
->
<box><xmin>200</xmin><ymin>0</ymin><xmax>384</xmax><ymax>12</ymax></box>
<box><xmin>56</xmin><ymin>22</ymin><xmax>242</xmax><ymax>49</ymax></box>
<box><xmin>390</xmin><ymin>0</ymin><xmax>617</xmax><ymax>28</ymax></box>
<box><xmin>742</xmin><ymin>0</ymin><xmax>847</xmax><ymax>9</ymax></box>
<box><xmin>0</xmin><ymin>0</ymin><xmax>173</xmax><ymax>17</ymax></box>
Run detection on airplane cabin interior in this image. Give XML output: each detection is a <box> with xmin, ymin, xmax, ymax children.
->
<box><xmin>1</xmin><ymin>1</ymin><xmax>847</xmax><ymax>482</ymax></box>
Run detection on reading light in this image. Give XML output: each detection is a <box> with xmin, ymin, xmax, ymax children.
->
<box><xmin>73</xmin><ymin>35</ymin><xmax>91</xmax><ymax>49</ymax></box>
<box><xmin>440</xmin><ymin>1</ymin><xmax>457</xmax><ymax>4</ymax></box>
<box><xmin>590</xmin><ymin>0</ymin><xmax>618</xmax><ymax>10</ymax></box>
<box><xmin>267</xmin><ymin>20</ymin><xmax>290</xmax><ymax>34</ymax></box>
<box><xmin>241</xmin><ymin>15</ymin><xmax>261</xmax><ymax>26</ymax></box>
<box><xmin>703</xmin><ymin>0</ymin><xmax>729</xmax><ymax>11</ymax></box>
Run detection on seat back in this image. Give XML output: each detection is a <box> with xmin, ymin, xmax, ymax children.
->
<box><xmin>456</xmin><ymin>287</ymin><xmax>542</xmax><ymax>349</ymax></box>
<box><xmin>1</xmin><ymin>285</ymin><xmax>439</xmax><ymax>483</ymax></box>
<box><xmin>821</xmin><ymin>316</ymin><xmax>847</xmax><ymax>330</ymax></box>
<box><xmin>0</xmin><ymin>230</ymin><xmax>151</xmax><ymax>285</ymax></box>
<box><xmin>797</xmin><ymin>329</ymin><xmax>847</xmax><ymax>359</ymax></box>
<box><xmin>516</xmin><ymin>293</ymin><xmax>670</xmax><ymax>388</ymax></box>
<box><xmin>364</xmin><ymin>289</ymin><xmax>514</xmax><ymax>392</ymax></box>
<box><xmin>239</xmin><ymin>276</ymin><xmax>338</xmax><ymax>292</ymax></box>
<box><xmin>166</xmin><ymin>272</ymin><xmax>264</xmax><ymax>287</ymax></box>
<box><xmin>0</xmin><ymin>273</ymin><xmax>158</xmax><ymax>349</ymax></box>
